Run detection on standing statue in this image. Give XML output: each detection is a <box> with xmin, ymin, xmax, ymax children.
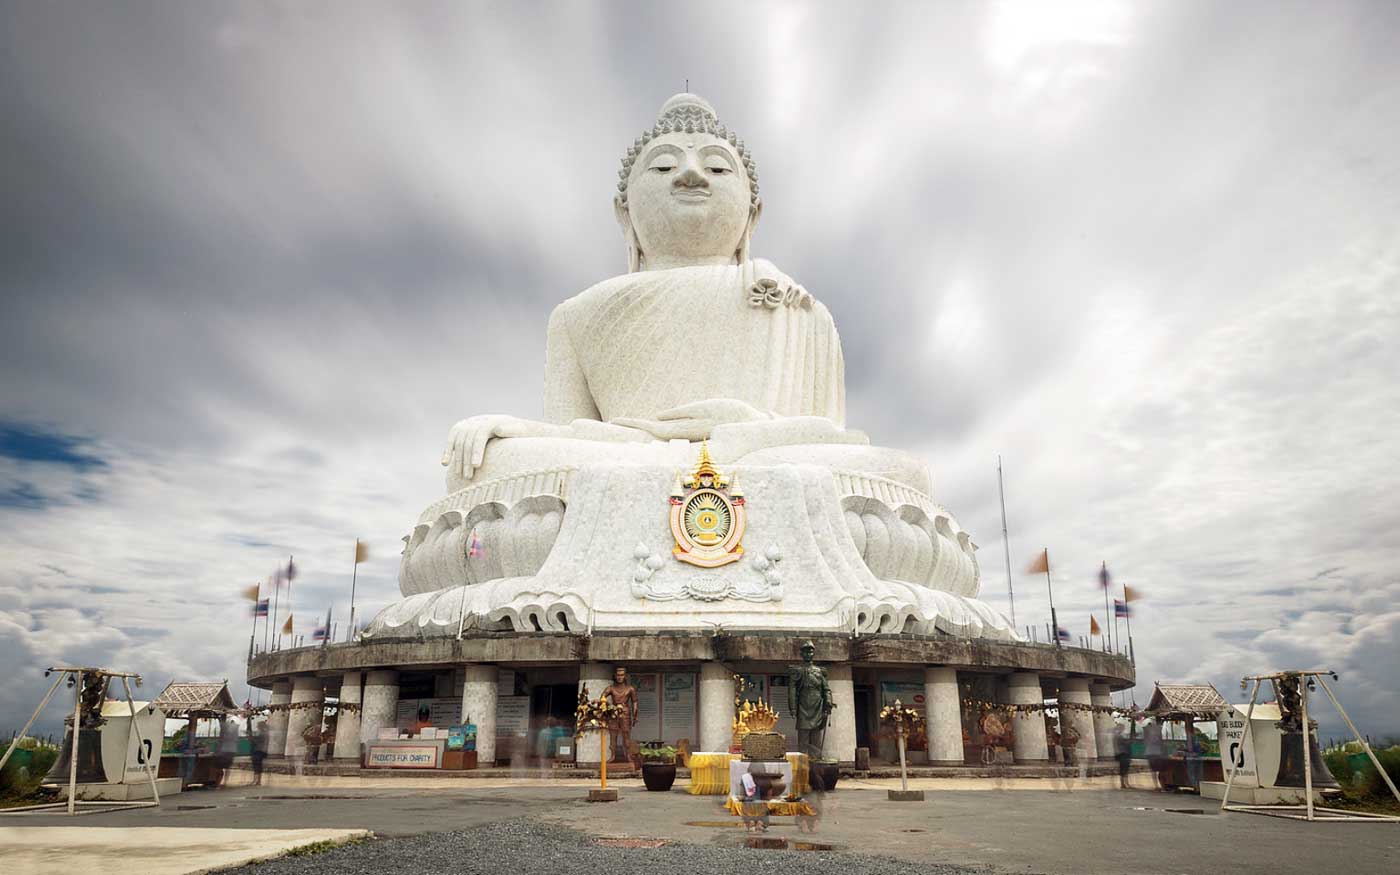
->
<box><xmin>602</xmin><ymin>666</ymin><xmax>640</xmax><ymax>766</ymax></box>
<box><xmin>788</xmin><ymin>640</ymin><xmax>834</xmax><ymax>758</ymax></box>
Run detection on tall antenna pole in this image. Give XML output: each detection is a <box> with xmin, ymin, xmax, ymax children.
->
<box><xmin>997</xmin><ymin>456</ymin><xmax>1017</xmax><ymax>628</ymax></box>
<box><xmin>348</xmin><ymin>540</ymin><xmax>360</xmax><ymax>643</ymax></box>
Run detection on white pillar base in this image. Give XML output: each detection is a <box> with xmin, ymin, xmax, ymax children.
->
<box><xmin>1090</xmin><ymin>682</ymin><xmax>1116</xmax><ymax>760</ymax></box>
<box><xmin>284</xmin><ymin>676</ymin><xmax>324</xmax><ymax>759</ymax></box>
<box><xmin>359</xmin><ymin>670</ymin><xmax>400</xmax><ymax>746</ymax></box>
<box><xmin>924</xmin><ymin>667</ymin><xmax>963</xmax><ymax>765</ymax></box>
<box><xmin>461</xmin><ymin>664</ymin><xmax>498</xmax><ymax>766</ymax></box>
<box><xmin>265</xmin><ymin>681</ymin><xmax>291</xmax><ymax>759</ymax></box>
<box><xmin>333</xmin><ymin>671</ymin><xmax>362</xmax><ymax>761</ymax></box>
<box><xmin>1059</xmin><ymin>677</ymin><xmax>1098</xmax><ymax>761</ymax></box>
<box><xmin>698</xmin><ymin>662</ymin><xmax>733</xmax><ymax>754</ymax></box>
<box><xmin>1008</xmin><ymin>672</ymin><xmax>1049</xmax><ymax>762</ymax></box>
<box><xmin>822</xmin><ymin>665</ymin><xmax>856</xmax><ymax>764</ymax></box>
<box><xmin>575</xmin><ymin>662</ymin><xmax>613</xmax><ymax>765</ymax></box>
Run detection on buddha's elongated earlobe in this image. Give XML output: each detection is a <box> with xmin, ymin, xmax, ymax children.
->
<box><xmin>614</xmin><ymin>194</ymin><xmax>642</xmax><ymax>273</ymax></box>
<box><xmin>737</xmin><ymin>199</ymin><xmax>761</xmax><ymax>265</ymax></box>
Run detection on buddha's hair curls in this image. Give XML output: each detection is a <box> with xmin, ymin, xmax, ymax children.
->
<box><xmin>617</xmin><ymin>95</ymin><xmax>758</xmax><ymax>208</ymax></box>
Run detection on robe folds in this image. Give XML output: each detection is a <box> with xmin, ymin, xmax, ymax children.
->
<box><xmin>544</xmin><ymin>261</ymin><xmax>845</xmax><ymax>426</ymax></box>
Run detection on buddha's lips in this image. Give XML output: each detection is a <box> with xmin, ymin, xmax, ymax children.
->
<box><xmin>672</xmin><ymin>189</ymin><xmax>711</xmax><ymax>200</ymax></box>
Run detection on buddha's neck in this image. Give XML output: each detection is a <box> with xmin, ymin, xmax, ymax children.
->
<box><xmin>642</xmin><ymin>254</ymin><xmax>736</xmax><ymax>271</ymax></box>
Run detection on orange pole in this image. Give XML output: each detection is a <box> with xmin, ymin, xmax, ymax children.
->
<box><xmin>600</xmin><ymin>728</ymin><xmax>608</xmax><ymax>790</ymax></box>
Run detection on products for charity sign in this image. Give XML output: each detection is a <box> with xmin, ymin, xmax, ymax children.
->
<box><xmin>1218</xmin><ymin>706</ymin><xmax>1257</xmax><ymax>787</ymax></box>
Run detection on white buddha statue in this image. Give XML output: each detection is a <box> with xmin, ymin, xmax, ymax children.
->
<box><xmin>440</xmin><ymin>93</ymin><xmax>908</xmax><ymax>493</ymax></box>
<box><xmin>367</xmin><ymin>94</ymin><xmax>1017</xmax><ymax>643</ymax></box>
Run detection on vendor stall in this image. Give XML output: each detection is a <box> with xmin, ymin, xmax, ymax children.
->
<box><xmin>152</xmin><ymin>681</ymin><xmax>239</xmax><ymax>789</ymax></box>
<box><xmin>1145</xmin><ymin>682</ymin><xmax>1226</xmax><ymax>791</ymax></box>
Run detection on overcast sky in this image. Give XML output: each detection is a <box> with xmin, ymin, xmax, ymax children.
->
<box><xmin>2</xmin><ymin>0</ymin><xmax>1397</xmax><ymax>740</ymax></box>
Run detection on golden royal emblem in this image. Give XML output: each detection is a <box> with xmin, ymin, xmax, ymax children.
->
<box><xmin>669</xmin><ymin>443</ymin><xmax>745</xmax><ymax>568</ymax></box>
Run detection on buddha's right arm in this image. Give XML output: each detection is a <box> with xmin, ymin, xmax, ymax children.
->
<box><xmin>543</xmin><ymin>302</ymin><xmax>601</xmax><ymax>424</ymax></box>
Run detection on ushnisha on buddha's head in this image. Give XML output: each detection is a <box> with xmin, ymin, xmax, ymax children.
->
<box><xmin>615</xmin><ymin>93</ymin><xmax>760</xmax><ymax>272</ymax></box>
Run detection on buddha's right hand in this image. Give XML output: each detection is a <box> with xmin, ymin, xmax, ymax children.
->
<box><xmin>441</xmin><ymin>415</ymin><xmax>550</xmax><ymax>482</ymax></box>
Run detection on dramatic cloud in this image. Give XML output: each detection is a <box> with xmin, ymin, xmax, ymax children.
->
<box><xmin>2</xmin><ymin>0</ymin><xmax>1397</xmax><ymax>739</ymax></box>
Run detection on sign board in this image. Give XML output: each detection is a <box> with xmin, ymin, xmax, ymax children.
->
<box><xmin>632</xmin><ymin>673</ymin><xmax>660</xmax><ymax>740</ymax></box>
<box><xmin>660</xmin><ymin>672</ymin><xmax>697</xmax><ymax>742</ymax></box>
<box><xmin>447</xmin><ymin>724</ymin><xmax>476</xmax><ymax>751</ymax></box>
<box><xmin>99</xmin><ymin>701</ymin><xmax>165</xmax><ymax>785</ymax></box>
<box><xmin>395</xmin><ymin>697</ymin><xmax>461</xmax><ymax>731</ymax></box>
<box><xmin>366</xmin><ymin>743</ymin><xmax>440</xmax><ymax>769</ymax></box>
<box><xmin>880</xmin><ymin>681</ymin><xmax>926</xmax><ymax>713</ymax></box>
<box><xmin>496</xmin><ymin>696</ymin><xmax>530</xmax><ymax>738</ymax></box>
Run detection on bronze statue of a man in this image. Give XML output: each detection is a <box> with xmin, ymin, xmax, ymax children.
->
<box><xmin>788</xmin><ymin>640</ymin><xmax>834</xmax><ymax>758</ymax></box>
<box><xmin>602</xmin><ymin>666</ymin><xmax>640</xmax><ymax>765</ymax></box>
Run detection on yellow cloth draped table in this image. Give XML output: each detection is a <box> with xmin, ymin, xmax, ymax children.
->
<box><xmin>686</xmin><ymin>752</ymin><xmax>737</xmax><ymax>795</ymax></box>
<box><xmin>687</xmin><ymin>752</ymin><xmax>811</xmax><ymax>795</ymax></box>
<box><xmin>723</xmin><ymin>798</ymin><xmax>817</xmax><ymax>818</ymax></box>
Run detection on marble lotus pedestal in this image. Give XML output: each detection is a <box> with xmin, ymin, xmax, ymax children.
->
<box><xmin>361</xmin><ymin>92</ymin><xmax>1019</xmax><ymax>647</ymax></box>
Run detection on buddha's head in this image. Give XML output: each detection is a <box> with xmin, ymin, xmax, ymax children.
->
<box><xmin>615</xmin><ymin>94</ymin><xmax>761</xmax><ymax>271</ymax></box>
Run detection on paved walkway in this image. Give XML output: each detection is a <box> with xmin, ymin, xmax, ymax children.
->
<box><xmin>3</xmin><ymin>773</ymin><xmax>1395</xmax><ymax>874</ymax></box>
<box><xmin>0</xmin><ymin>826</ymin><xmax>368</xmax><ymax>875</ymax></box>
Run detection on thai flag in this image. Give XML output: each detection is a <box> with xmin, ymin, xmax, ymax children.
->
<box><xmin>1056</xmin><ymin>626</ymin><xmax>1071</xmax><ymax>642</ymax></box>
<box><xmin>312</xmin><ymin>623</ymin><xmax>329</xmax><ymax>641</ymax></box>
<box><xmin>468</xmin><ymin>528</ymin><xmax>483</xmax><ymax>559</ymax></box>
<box><xmin>1114</xmin><ymin>599</ymin><xmax>1130</xmax><ymax>618</ymax></box>
<box><xmin>252</xmin><ymin>598</ymin><xmax>269</xmax><ymax>617</ymax></box>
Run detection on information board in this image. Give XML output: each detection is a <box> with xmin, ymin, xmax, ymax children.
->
<box><xmin>660</xmin><ymin>672</ymin><xmax>697</xmax><ymax>742</ymax></box>
<box><xmin>631</xmin><ymin>673</ymin><xmax>661</xmax><ymax>741</ymax></box>
<box><xmin>496</xmin><ymin>696</ymin><xmax>530</xmax><ymax>738</ymax></box>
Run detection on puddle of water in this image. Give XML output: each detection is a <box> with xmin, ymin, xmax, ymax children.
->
<box><xmin>901</xmin><ymin>828</ymin><xmax>926</xmax><ymax>833</ymax></box>
<box><xmin>792</xmin><ymin>840</ymin><xmax>838</xmax><ymax>851</ymax></box>
<box><xmin>595</xmin><ymin>838</ymin><xmax>669</xmax><ymax>848</ymax></box>
<box><xmin>683</xmin><ymin>820</ymin><xmax>746</xmax><ymax>828</ymax></box>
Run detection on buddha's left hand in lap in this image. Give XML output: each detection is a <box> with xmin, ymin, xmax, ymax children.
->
<box><xmin>611</xmin><ymin>398</ymin><xmax>772</xmax><ymax>441</ymax></box>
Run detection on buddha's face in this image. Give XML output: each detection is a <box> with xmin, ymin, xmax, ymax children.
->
<box><xmin>622</xmin><ymin>132</ymin><xmax>753</xmax><ymax>265</ymax></box>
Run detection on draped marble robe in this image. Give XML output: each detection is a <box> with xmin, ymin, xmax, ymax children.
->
<box><xmin>544</xmin><ymin>261</ymin><xmax>845</xmax><ymax>428</ymax></box>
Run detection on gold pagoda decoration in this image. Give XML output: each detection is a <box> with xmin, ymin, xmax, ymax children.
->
<box><xmin>731</xmin><ymin>698</ymin><xmax>779</xmax><ymax>749</ymax></box>
<box><xmin>669</xmin><ymin>442</ymin><xmax>746</xmax><ymax>568</ymax></box>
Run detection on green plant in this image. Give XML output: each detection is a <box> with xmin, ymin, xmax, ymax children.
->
<box><xmin>639</xmin><ymin>744</ymin><xmax>678</xmax><ymax>764</ymax></box>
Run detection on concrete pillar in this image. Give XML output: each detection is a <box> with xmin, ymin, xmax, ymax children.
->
<box><xmin>460</xmin><ymin>664</ymin><xmax>497</xmax><ymax>766</ymax></box>
<box><xmin>822</xmin><ymin>665</ymin><xmax>856</xmax><ymax>764</ymax></box>
<box><xmin>333</xmin><ymin>672</ymin><xmax>362</xmax><ymax>761</ymax></box>
<box><xmin>1090</xmin><ymin>682</ymin><xmax>1116</xmax><ymax>761</ymax></box>
<box><xmin>284</xmin><ymin>676</ymin><xmax>324</xmax><ymax>758</ymax></box>
<box><xmin>1007</xmin><ymin>672</ymin><xmax>1049</xmax><ymax>762</ymax></box>
<box><xmin>1059</xmin><ymin>678</ymin><xmax>1098</xmax><ymax>761</ymax></box>
<box><xmin>265</xmin><ymin>681</ymin><xmax>291</xmax><ymax>759</ymax></box>
<box><xmin>359</xmin><ymin>669</ymin><xmax>400</xmax><ymax>745</ymax></box>
<box><xmin>575</xmin><ymin>662</ymin><xmax>613</xmax><ymax>765</ymax></box>
<box><xmin>698</xmin><ymin>662</ymin><xmax>733</xmax><ymax>753</ymax></box>
<box><xmin>924</xmin><ymin>667</ymin><xmax>963</xmax><ymax>765</ymax></box>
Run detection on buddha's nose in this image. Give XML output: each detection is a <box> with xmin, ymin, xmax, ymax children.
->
<box><xmin>674</xmin><ymin>162</ymin><xmax>707</xmax><ymax>189</ymax></box>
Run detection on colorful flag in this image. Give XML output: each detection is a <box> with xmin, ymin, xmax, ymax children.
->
<box><xmin>1090</xmin><ymin>615</ymin><xmax>1102</xmax><ymax>636</ymax></box>
<box><xmin>1098</xmin><ymin>563</ymin><xmax>1111</xmax><ymax>590</ymax></box>
<box><xmin>1026</xmin><ymin>548</ymin><xmax>1049</xmax><ymax>575</ymax></box>
<box><xmin>354</xmin><ymin>540</ymin><xmax>370</xmax><ymax>564</ymax></box>
<box><xmin>241</xmin><ymin>583</ymin><xmax>260</xmax><ymax>601</ymax></box>
<box><xmin>1056</xmin><ymin>625</ymin><xmax>1071</xmax><ymax>642</ymax></box>
<box><xmin>468</xmin><ymin>528</ymin><xmax>483</xmax><ymax>559</ymax></box>
<box><xmin>1123</xmin><ymin>585</ymin><xmax>1141</xmax><ymax>602</ymax></box>
<box><xmin>281</xmin><ymin>614</ymin><xmax>293</xmax><ymax>635</ymax></box>
<box><xmin>312</xmin><ymin>623</ymin><xmax>329</xmax><ymax>641</ymax></box>
<box><xmin>1114</xmin><ymin>599</ymin><xmax>1130</xmax><ymax>618</ymax></box>
<box><xmin>252</xmin><ymin>598</ymin><xmax>269</xmax><ymax>617</ymax></box>
<box><xmin>285</xmin><ymin>558</ymin><xmax>298</xmax><ymax>581</ymax></box>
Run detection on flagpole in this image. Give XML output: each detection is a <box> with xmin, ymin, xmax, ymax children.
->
<box><xmin>1123</xmin><ymin>587</ymin><xmax>1135</xmax><ymax>663</ymax></box>
<box><xmin>348</xmin><ymin>540</ymin><xmax>360</xmax><ymax>643</ymax></box>
<box><xmin>322</xmin><ymin>605</ymin><xmax>332</xmax><ymax>649</ymax></box>
<box><xmin>248</xmin><ymin>585</ymin><xmax>258</xmax><ymax>662</ymax></box>
<box><xmin>1044</xmin><ymin>548</ymin><xmax>1060</xmax><ymax>648</ymax></box>
<box><xmin>997</xmin><ymin>456</ymin><xmax>1017</xmax><ymax>628</ymax></box>
<box><xmin>270</xmin><ymin>570</ymin><xmax>281</xmax><ymax>652</ymax></box>
<box><xmin>283</xmin><ymin>555</ymin><xmax>294</xmax><ymax>650</ymax></box>
<box><xmin>1099</xmin><ymin>562</ymin><xmax>1111</xmax><ymax>653</ymax></box>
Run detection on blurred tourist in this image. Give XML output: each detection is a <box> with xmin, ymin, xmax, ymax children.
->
<box><xmin>1143</xmin><ymin>719</ymin><xmax>1164</xmax><ymax>790</ymax></box>
<box><xmin>1115</xmin><ymin>725</ymin><xmax>1133</xmax><ymax>789</ymax></box>
<box><xmin>216</xmin><ymin>716</ymin><xmax>238</xmax><ymax>786</ymax></box>
<box><xmin>250</xmin><ymin>721</ymin><xmax>267</xmax><ymax>786</ymax></box>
